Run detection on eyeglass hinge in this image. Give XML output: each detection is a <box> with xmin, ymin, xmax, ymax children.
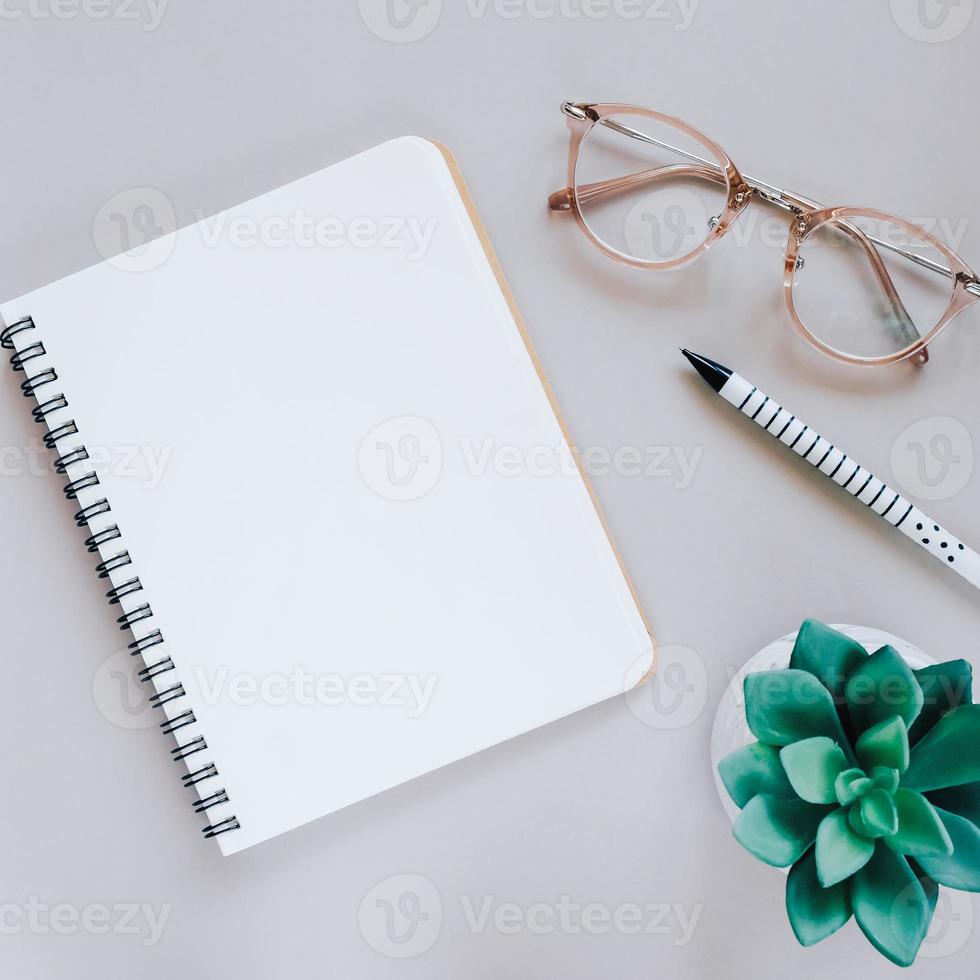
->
<box><xmin>732</xmin><ymin>184</ymin><xmax>754</xmax><ymax>210</ymax></box>
<box><xmin>961</xmin><ymin>276</ymin><xmax>980</xmax><ymax>298</ymax></box>
<box><xmin>793</xmin><ymin>209</ymin><xmax>811</xmax><ymax>243</ymax></box>
<box><xmin>561</xmin><ymin>102</ymin><xmax>589</xmax><ymax>121</ymax></box>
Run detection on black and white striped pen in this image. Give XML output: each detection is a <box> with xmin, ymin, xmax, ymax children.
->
<box><xmin>682</xmin><ymin>349</ymin><xmax>980</xmax><ymax>591</ymax></box>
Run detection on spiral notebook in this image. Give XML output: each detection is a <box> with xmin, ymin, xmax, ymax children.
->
<box><xmin>0</xmin><ymin>137</ymin><xmax>654</xmax><ymax>855</ymax></box>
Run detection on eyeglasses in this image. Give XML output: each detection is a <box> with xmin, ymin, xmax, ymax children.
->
<box><xmin>549</xmin><ymin>102</ymin><xmax>980</xmax><ymax>367</ymax></box>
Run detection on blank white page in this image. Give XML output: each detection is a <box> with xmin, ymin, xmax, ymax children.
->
<box><xmin>1</xmin><ymin>138</ymin><xmax>653</xmax><ymax>855</ymax></box>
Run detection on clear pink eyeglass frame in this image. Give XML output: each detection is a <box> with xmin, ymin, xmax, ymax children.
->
<box><xmin>549</xmin><ymin>101</ymin><xmax>980</xmax><ymax>368</ymax></box>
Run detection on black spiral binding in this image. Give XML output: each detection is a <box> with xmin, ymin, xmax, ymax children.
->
<box><xmin>2</xmin><ymin>316</ymin><xmax>240</xmax><ymax>842</ymax></box>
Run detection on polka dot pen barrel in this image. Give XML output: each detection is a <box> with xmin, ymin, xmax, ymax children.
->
<box><xmin>683</xmin><ymin>350</ymin><xmax>980</xmax><ymax>590</ymax></box>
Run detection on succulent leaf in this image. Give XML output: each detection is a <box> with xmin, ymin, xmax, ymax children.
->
<box><xmin>912</xmin><ymin>863</ymin><xmax>941</xmax><ymax>921</ymax></box>
<box><xmin>852</xmin><ymin>848</ymin><xmax>933</xmax><ymax>968</ymax></box>
<box><xmin>855</xmin><ymin>716</ymin><xmax>909</xmax><ymax>775</ymax></box>
<box><xmin>789</xmin><ymin>620</ymin><xmax>868</xmax><ymax>700</ymax></box>
<box><xmin>718</xmin><ymin>743</ymin><xmax>792</xmax><ymax>809</ymax></box>
<box><xmin>719</xmin><ymin>742</ymin><xmax>796</xmax><ymax>809</ymax></box>
<box><xmin>869</xmin><ymin>766</ymin><xmax>900</xmax><ymax>795</ymax></box>
<box><xmin>786</xmin><ymin>847</ymin><xmax>852</xmax><ymax>947</ymax></box>
<box><xmin>733</xmin><ymin>795</ymin><xmax>827</xmax><ymax>868</ymax></box>
<box><xmin>926</xmin><ymin>781</ymin><xmax>980</xmax><ymax>827</ymax></box>
<box><xmin>910</xmin><ymin>660</ymin><xmax>973</xmax><ymax>745</ymax></box>
<box><xmin>816</xmin><ymin>809</ymin><xmax>875</xmax><ymax>887</ymax></box>
<box><xmin>916</xmin><ymin>808</ymin><xmax>980</xmax><ymax>892</ymax></box>
<box><xmin>849</xmin><ymin>804</ymin><xmax>875</xmax><ymax>839</ymax></box>
<box><xmin>845</xmin><ymin>646</ymin><xmax>924</xmax><ymax>736</ymax></box>
<box><xmin>779</xmin><ymin>738</ymin><xmax>849</xmax><ymax>805</ymax></box>
<box><xmin>859</xmin><ymin>790</ymin><xmax>899</xmax><ymax>838</ymax></box>
<box><xmin>745</xmin><ymin>670</ymin><xmax>850</xmax><ymax>751</ymax></box>
<box><xmin>885</xmin><ymin>789</ymin><xmax>953</xmax><ymax>859</ymax></box>
<box><xmin>903</xmin><ymin>705</ymin><xmax>980</xmax><ymax>793</ymax></box>
<box><xmin>836</xmin><ymin>768</ymin><xmax>872</xmax><ymax>807</ymax></box>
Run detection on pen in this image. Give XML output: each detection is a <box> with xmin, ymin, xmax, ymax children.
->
<box><xmin>682</xmin><ymin>349</ymin><xmax>980</xmax><ymax>591</ymax></box>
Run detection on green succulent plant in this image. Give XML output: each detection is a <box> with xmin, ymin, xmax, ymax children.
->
<box><xmin>719</xmin><ymin>619</ymin><xmax>980</xmax><ymax>967</ymax></box>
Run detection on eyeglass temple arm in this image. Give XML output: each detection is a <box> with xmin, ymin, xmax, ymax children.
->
<box><xmin>549</xmin><ymin>165</ymin><xmax>724</xmax><ymax>210</ymax></box>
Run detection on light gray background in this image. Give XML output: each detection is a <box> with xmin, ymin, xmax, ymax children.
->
<box><xmin>1</xmin><ymin>2</ymin><xmax>979</xmax><ymax>977</ymax></box>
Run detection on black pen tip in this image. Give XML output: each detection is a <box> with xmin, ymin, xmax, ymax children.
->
<box><xmin>681</xmin><ymin>349</ymin><xmax>733</xmax><ymax>393</ymax></box>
